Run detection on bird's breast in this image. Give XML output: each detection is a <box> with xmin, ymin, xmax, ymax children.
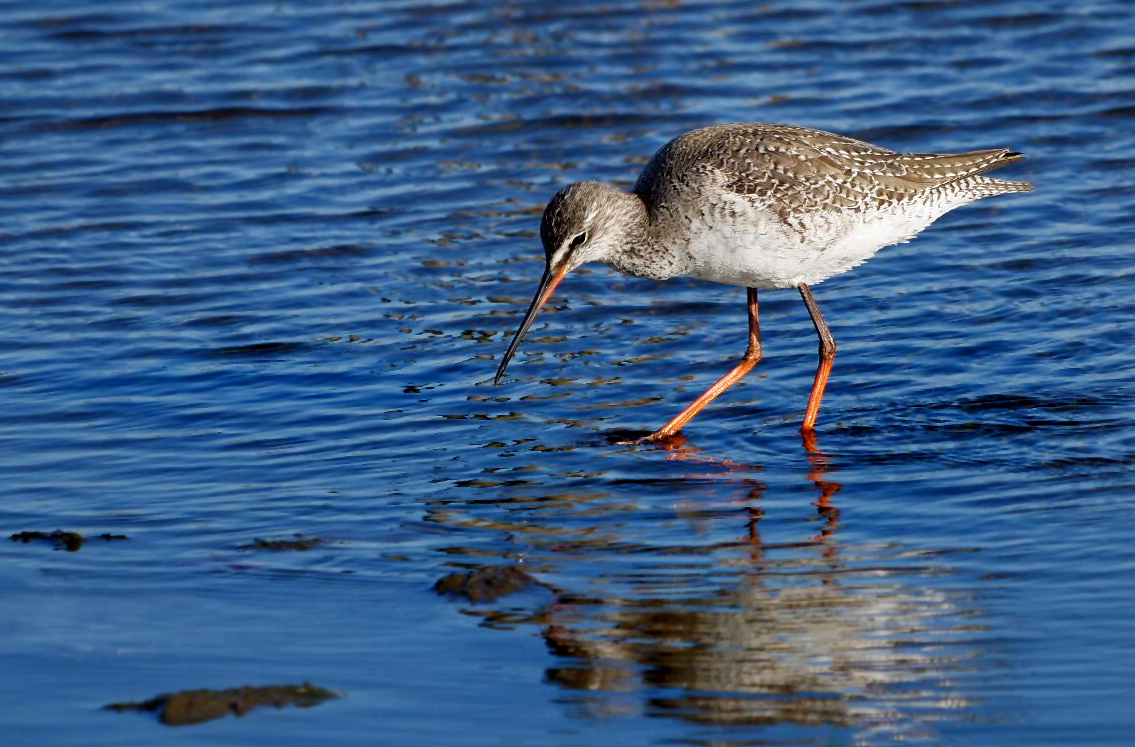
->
<box><xmin>676</xmin><ymin>197</ymin><xmax>953</xmax><ymax>289</ymax></box>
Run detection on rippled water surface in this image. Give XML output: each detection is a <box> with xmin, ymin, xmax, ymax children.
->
<box><xmin>2</xmin><ymin>0</ymin><xmax>1134</xmax><ymax>744</ymax></box>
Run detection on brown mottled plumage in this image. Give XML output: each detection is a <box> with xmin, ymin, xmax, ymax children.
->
<box><xmin>644</xmin><ymin>123</ymin><xmax>1026</xmax><ymax>209</ymax></box>
<box><xmin>496</xmin><ymin>123</ymin><xmax>1032</xmax><ymax>439</ymax></box>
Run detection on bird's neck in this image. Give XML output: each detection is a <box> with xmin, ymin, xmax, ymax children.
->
<box><xmin>604</xmin><ymin>191</ymin><xmax>686</xmax><ymax>280</ymax></box>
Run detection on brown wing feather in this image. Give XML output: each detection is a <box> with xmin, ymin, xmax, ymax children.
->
<box><xmin>634</xmin><ymin>124</ymin><xmax>1030</xmax><ymax>219</ymax></box>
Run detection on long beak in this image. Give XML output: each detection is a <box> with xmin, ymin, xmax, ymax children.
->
<box><xmin>494</xmin><ymin>263</ymin><xmax>568</xmax><ymax>384</ymax></box>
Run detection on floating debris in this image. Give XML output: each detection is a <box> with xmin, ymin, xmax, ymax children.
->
<box><xmin>433</xmin><ymin>565</ymin><xmax>539</xmax><ymax>603</ymax></box>
<box><xmin>239</xmin><ymin>534</ymin><xmax>324</xmax><ymax>551</ymax></box>
<box><xmin>104</xmin><ymin>682</ymin><xmax>339</xmax><ymax>726</ymax></box>
<box><xmin>9</xmin><ymin>530</ymin><xmax>128</xmax><ymax>552</ymax></box>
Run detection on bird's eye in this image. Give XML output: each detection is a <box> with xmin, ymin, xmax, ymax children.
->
<box><xmin>570</xmin><ymin>232</ymin><xmax>588</xmax><ymax>248</ymax></box>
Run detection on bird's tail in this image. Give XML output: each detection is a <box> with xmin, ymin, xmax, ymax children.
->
<box><xmin>971</xmin><ymin>150</ymin><xmax>1033</xmax><ymax>195</ymax></box>
<box><xmin>967</xmin><ymin>174</ymin><xmax>1034</xmax><ymax>197</ymax></box>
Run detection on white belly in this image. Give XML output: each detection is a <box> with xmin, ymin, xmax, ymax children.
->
<box><xmin>682</xmin><ymin>195</ymin><xmax>953</xmax><ymax>289</ymax></box>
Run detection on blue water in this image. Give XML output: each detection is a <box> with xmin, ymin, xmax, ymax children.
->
<box><xmin>2</xmin><ymin>0</ymin><xmax>1134</xmax><ymax>744</ymax></box>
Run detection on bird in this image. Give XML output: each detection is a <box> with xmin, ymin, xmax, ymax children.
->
<box><xmin>493</xmin><ymin>123</ymin><xmax>1032</xmax><ymax>440</ymax></box>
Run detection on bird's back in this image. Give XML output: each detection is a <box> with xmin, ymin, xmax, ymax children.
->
<box><xmin>634</xmin><ymin>123</ymin><xmax>1031</xmax><ymax>217</ymax></box>
<box><xmin>629</xmin><ymin>123</ymin><xmax>1032</xmax><ymax>288</ymax></box>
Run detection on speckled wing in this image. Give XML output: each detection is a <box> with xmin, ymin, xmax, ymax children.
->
<box><xmin>634</xmin><ymin>123</ymin><xmax>1029</xmax><ymax>221</ymax></box>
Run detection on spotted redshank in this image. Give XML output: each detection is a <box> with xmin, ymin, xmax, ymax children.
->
<box><xmin>494</xmin><ymin>123</ymin><xmax>1032</xmax><ymax>439</ymax></box>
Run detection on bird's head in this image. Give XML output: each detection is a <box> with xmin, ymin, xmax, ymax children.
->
<box><xmin>494</xmin><ymin>181</ymin><xmax>636</xmax><ymax>384</ymax></box>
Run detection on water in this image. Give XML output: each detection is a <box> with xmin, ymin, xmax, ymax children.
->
<box><xmin>2</xmin><ymin>0</ymin><xmax>1133</xmax><ymax>744</ymax></box>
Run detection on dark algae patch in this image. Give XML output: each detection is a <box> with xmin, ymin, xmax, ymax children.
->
<box><xmin>11</xmin><ymin>530</ymin><xmax>83</xmax><ymax>551</ymax></box>
<box><xmin>104</xmin><ymin>682</ymin><xmax>338</xmax><ymax>726</ymax></box>
<box><xmin>10</xmin><ymin>530</ymin><xmax>128</xmax><ymax>552</ymax></box>
<box><xmin>433</xmin><ymin>565</ymin><xmax>541</xmax><ymax>603</ymax></box>
<box><xmin>240</xmin><ymin>534</ymin><xmax>324</xmax><ymax>551</ymax></box>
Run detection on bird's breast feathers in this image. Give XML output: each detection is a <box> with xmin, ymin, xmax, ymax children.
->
<box><xmin>678</xmin><ymin>189</ymin><xmax>947</xmax><ymax>289</ymax></box>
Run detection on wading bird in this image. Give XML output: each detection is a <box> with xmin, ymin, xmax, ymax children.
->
<box><xmin>494</xmin><ymin>123</ymin><xmax>1031</xmax><ymax>439</ymax></box>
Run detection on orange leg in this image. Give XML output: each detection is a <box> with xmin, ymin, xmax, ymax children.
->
<box><xmin>647</xmin><ymin>288</ymin><xmax>762</xmax><ymax>440</ymax></box>
<box><xmin>799</xmin><ymin>283</ymin><xmax>837</xmax><ymax>434</ymax></box>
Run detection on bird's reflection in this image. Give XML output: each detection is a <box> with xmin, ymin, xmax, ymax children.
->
<box><xmin>436</xmin><ymin>431</ymin><xmax>981</xmax><ymax>745</ymax></box>
<box><xmin>803</xmin><ymin>430</ymin><xmax>841</xmax><ymax>547</ymax></box>
<box><xmin>633</xmin><ymin>428</ymin><xmax>840</xmax><ymax>546</ymax></box>
<box><xmin>538</xmin><ymin>432</ymin><xmax>972</xmax><ymax>743</ymax></box>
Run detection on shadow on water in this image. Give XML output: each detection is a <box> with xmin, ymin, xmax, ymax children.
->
<box><xmin>434</xmin><ymin>432</ymin><xmax>986</xmax><ymax>745</ymax></box>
